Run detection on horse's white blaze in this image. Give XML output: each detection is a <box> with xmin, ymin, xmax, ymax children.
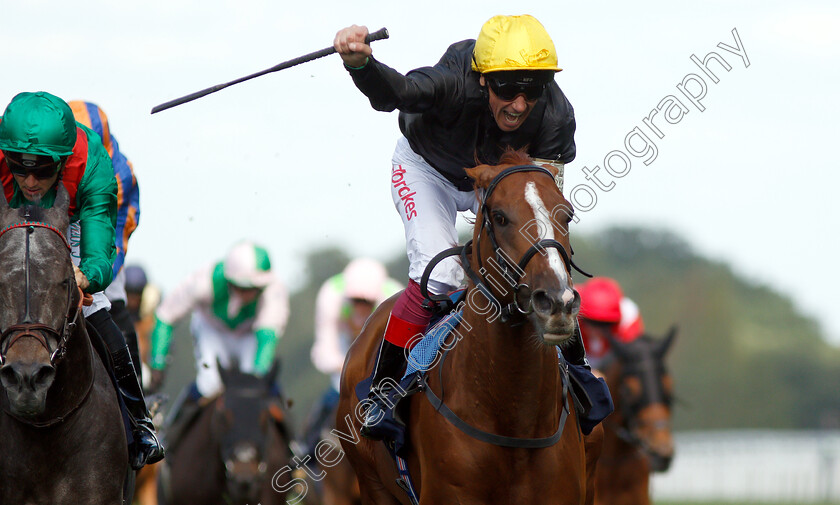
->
<box><xmin>524</xmin><ymin>182</ymin><xmax>574</xmax><ymax>304</ymax></box>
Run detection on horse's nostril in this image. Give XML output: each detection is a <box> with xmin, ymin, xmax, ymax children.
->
<box><xmin>649</xmin><ymin>454</ymin><xmax>674</xmax><ymax>473</ymax></box>
<box><xmin>0</xmin><ymin>365</ymin><xmax>20</xmax><ymax>388</ymax></box>
<box><xmin>531</xmin><ymin>290</ymin><xmax>554</xmax><ymax>315</ymax></box>
<box><xmin>568</xmin><ymin>289</ymin><xmax>581</xmax><ymax>312</ymax></box>
<box><xmin>31</xmin><ymin>364</ymin><xmax>56</xmax><ymax>389</ymax></box>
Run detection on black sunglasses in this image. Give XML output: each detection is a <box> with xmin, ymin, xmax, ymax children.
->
<box><xmin>487</xmin><ymin>78</ymin><xmax>546</xmax><ymax>101</ymax></box>
<box><xmin>6</xmin><ymin>157</ymin><xmax>61</xmax><ymax>180</ymax></box>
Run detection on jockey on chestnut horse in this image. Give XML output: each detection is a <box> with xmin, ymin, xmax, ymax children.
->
<box><xmin>332</xmin><ymin>13</ymin><xmax>613</xmax><ymax>504</ymax></box>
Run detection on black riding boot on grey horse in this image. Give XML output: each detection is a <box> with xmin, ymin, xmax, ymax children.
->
<box><xmin>88</xmin><ymin>309</ymin><xmax>165</xmax><ymax>470</ymax></box>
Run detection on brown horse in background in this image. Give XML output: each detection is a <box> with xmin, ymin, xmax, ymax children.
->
<box><xmin>131</xmin><ymin>286</ymin><xmax>162</xmax><ymax>505</ymax></box>
<box><xmin>591</xmin><ymin>326</ymin><xmax>677</xmax><ymax>505</ymax></box>
<box><xmin>0</xmin><ymin>187</ymin><xmax>131</xmax><ymax>504</ymax></box>
<box><xmin>338</xmin><ymin>150</ymin><xmax>603</xmax><ymax>505</ymax></box>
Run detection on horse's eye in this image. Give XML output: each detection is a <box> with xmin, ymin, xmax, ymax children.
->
<box><xmin>492</xmin><ymin>212</ymin><xmax>508</xmax><ymax>227</ymax></box>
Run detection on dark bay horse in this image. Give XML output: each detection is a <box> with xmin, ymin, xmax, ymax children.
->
<box><xmin>0</xmin><ymin>187</ymin><xmax>130</xmax><ymax>504</ymax></box>
<box><xmin>592</xmin><ymin>327</ymin><xmax>677</xmax><ymax>505</ymax></box>
<box><xmin>338</xmin><ymin>150</ymin><xmax>603</xmax><ymax>505</ymax></box>
<box><xmin>158</xmin><ymin>361</ymin><xmax>292</xmax><ymax>505</ymax></box>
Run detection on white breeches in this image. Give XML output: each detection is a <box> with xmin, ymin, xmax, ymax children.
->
<box><xmin>390</xmin><ymin>136</ymin><xmax>478</xmax><ymax>295</ymax></box>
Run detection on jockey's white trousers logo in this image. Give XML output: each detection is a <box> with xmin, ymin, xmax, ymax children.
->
<box><xmin>391</xmin><ymin>166</ymin><xmax>418</xmax><ymax>220</ymax></box>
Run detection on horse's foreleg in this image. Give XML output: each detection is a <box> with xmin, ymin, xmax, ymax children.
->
<box><xmin>583</xmin><ymin>424</ymin><xmax>605</xmax><ymax>505</ymax></box>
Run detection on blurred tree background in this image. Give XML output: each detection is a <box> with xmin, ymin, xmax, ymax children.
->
<box><xmin>156</xmin><ymin>226</ymin><xmax>840</xmax><ymax>436</ymax></box>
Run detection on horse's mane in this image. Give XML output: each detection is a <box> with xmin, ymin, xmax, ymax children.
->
<box><xmin>17</xmin><ymin>204</ymin><xmax>47</xmax><ymax>222</ymax></box>
<box><xmin>465</xmin><ymin>148</ymin><xmax>536</xmax><ymax>190</ymax></box>
<box><xmin>497</xmin><ymin>148</ymin><xmax>533</xmax><ymax>166</ymax></box>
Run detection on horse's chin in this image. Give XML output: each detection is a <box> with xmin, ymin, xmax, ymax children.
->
<box><xmin>541</xmin><ymin>332</ymin><xmax>574</xmax><ymax>346</ymax></box>
<box><xmin>533</xmin><ymin>314</ymin><xmax>577</xmax><ymax>345</ymax></box>
<box><xmin>4</xmin><ymin>394</ymin><xmax>48</xmax><ymax>418</ymax></box>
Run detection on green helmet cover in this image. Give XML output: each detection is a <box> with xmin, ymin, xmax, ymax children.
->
<box><xmin>0</xmin><ymin>91</ymin><xmax>77</xmax><ymax>161</ymax></box>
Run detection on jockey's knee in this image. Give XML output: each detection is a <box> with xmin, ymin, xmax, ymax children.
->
<box><xmin>86</xmin><ymin>308</ymin><xmax>129</xmax><ymax>352</ymax></box>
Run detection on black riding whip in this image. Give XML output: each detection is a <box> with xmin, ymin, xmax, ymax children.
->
<box><xmin>151</xmin><ymin>27</ymin><xmax>389</xmax><ymax>114</ymax></box>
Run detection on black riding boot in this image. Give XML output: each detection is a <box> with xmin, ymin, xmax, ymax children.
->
<box><xmin>113</xmin><ymin>345</ymin><xmax>166</xmax><ymax>469</ymax></box>
<box><xmin>87</xmin><ymin>308</ymin><xmax>165</xmax><ymax>469</ymax></box>
<box><xmin>360</xmin><ymin>340</ymin><xmax>406</xmax><ymax>440</ymax></box>
<box><xmin>565</xmin><ymin>325</ymin><xmax>591</xmax><ymax>369</ymax></box>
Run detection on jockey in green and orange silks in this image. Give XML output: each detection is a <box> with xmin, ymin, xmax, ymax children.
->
<box><xmin>0</xmin><ymin>91</ymin><xmax>163</xmax><ymax>470</ymax></box>
<box><xmin>0</xmin><ymin>93</ymin><xmax>116</xmax><ymax>296</ymax></box>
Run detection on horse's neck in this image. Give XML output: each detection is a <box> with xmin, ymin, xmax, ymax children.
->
<box><xmin>31</xmin><ymin>321</ymin><xmax>95</xmax><ymax>425</ymax></box>
<box><xmin>603</xmin><ymin>373</ymin><xmax>641</xmax><ymax>456</ymax></box>
<box><xmin>603</xmin><ymin>413</ymin><xmax>637</xmax><ymax>454</ymax></box>
<box><xmin>448</xmin><ymin>309</ymin><xmax>563</xmax><ymax>421</ymax></box>
<box><xmin>54</xmin><ymin>321</ymin><xmax>95</xmax><ymax>395</ymax></box>
<box><xmin>597</xmin><ymin>419</ymin><xmax>651</xmax><ymax>498</ymax></box>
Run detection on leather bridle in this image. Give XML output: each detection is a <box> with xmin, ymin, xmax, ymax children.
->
<box><xmin>421</xmin><ymin>164</ymin><xmax>590</xmax><ymax>322</ymax></box>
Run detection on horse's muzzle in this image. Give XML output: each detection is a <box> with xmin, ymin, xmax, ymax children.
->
<box><xmin>648</xmin><ymin>452</ymin><xmax>674</xmax><ymax>473</ymax></box>
<box><xmin>0</xmin><ymin>361</ymin><xmax>56</xmax><ymax>416</ymax></box>
<box><xmin>531</xmin><ymin>288</ymin><xmax>579</xmax><ymax>317</ymax></box>
<box><xmin>530</xmin><ymin>288</ymin><xmax>580</xmax><ymax>344</ymax></box>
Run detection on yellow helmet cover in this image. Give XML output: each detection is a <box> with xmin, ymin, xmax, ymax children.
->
<box><xmin>472</xmin><ymin>14</ymin><xmax>562</xmax><ymax>74</ymax></box>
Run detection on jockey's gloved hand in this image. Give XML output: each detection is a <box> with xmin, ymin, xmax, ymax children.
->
<box><xmin>73</xmin><ymin>265</ymin><xmax>90</xmax><ymax>291</ymax></box>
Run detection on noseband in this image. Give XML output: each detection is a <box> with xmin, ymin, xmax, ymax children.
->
<box><xmin>0</xmin><ymin>221</ymin><xmax>79</xmax><ymax>367</ymax></box>
<box><xmin>421</xmin><ymin>164</ymin><xmax>590</xmax><ymax>322</ymax></box>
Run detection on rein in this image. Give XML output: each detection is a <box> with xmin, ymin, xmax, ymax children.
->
<box><xmin>420</xmin><ymin>345</ymin><xmax>572</xmax><ymax>449</ymax></box>
<box><xmin>0</xmin><ymin>221</ymin><xmax>79</xmax><ymax>367</ymax></box>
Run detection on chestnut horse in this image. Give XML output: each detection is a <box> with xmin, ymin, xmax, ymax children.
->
<box><xmin>338</xmin><ymin>150</ymin><xmax>603</xmax><ymax>505</ymax></box>
<box><xmin>592</xmin><ymin>327</ymin><xmax>677</xmax><ymax>505</ymax></box>
<box><xmin>0</xmin><ymin>187</ymin><xmax>130</xmax><ymax>504</ymax></box>
<box><xmin>157</xmin><ymin>361</ymin><xmax>291</xmax><ymax>505</ymax></box>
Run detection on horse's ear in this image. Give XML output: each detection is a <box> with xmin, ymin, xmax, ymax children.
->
<box><xmin>0</xmin><ymin>183</ymin><xmax>12</xmax><ymax>225</ymax></box>
<box><xmin>602</xmin><ymin>328</ymin><xmax>632</xmax><ymax>361</ymax></box>
<box><xmin>464</xmin><ymin>165</ymin><xmax>485</xmax><ymax>184</ymax></box>
<box><xmin>45</xmin><ymin>183</ymin><xmax>71</xmax><ymax>231</ymax></box>
<box><xmin>539</xmin><ymin>163</ymin><xmax>560</xmax><ymax>178</ymax></box>
<box><xmin>656</xmin><ymin>325</ymin><xmax>678</xmax><ymax>358</ymax></box>
<box><xmin>464</xmin><ymin>164</ymin><xmax>504</xmax><ymax>189</ymax></box>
